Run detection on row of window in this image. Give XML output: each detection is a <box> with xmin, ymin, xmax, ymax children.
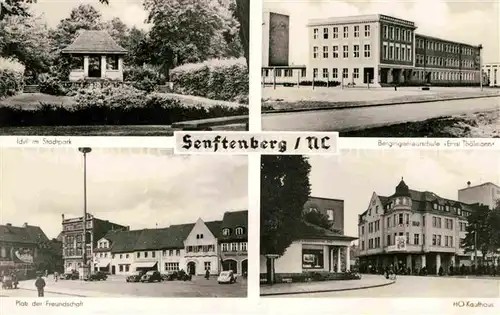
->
<box><xmin>186</xmin><ymin>245</ymin><xmax>216</xmax><ymax>253</ymax></box>
<box><xmin>313</xmin><ymin>44</ymin><xmax>371</xmax><ymax>59</ymax></box>
<box><xmin>313</xmin><ymin>25</ymin><xmax>371</xmax><ymax>40</ymax></box>
<box><xmin>415</xmin><ymin>54</ymin><xmax>476</xmax><ymax>69</ymax></box>
<box><xmin>63</xmin><ymin>221</ymin><xmax>92</xmax><ymax>231</ymax></box>
<box><xmin>485</xmin><ymin>69</ymin><xmax>498</xmax><ymax>85</ymax></box>
<box><xmin>432</xmin><ymin>203</ymin><xmax>471</xmax><ymax>217</ymax></box>
<box><xmin>221</xmin><ymin>242</ymin><xmax>248</xmax><ymax>252</ymax></box>
<box><xmin>312</xmin><ymin>67</ymin><xmax>360</xmax><ymax>79</ymax></box>
<box><xmin>413</xmin><ymin>70</ymin><xmax>477</xmax><ymax>82</ymax></box>
<box><xmin>382</xmin><ymin>42</ymin><xmax>413</xmax><ymax>62</ymax></box>
<box><xmin>64</xmin><ymin>248</ymin><xmax>90</xmax><ymax>257</ymax></box>
<box><xmin>261</xmin><ymin>68</ymin><xmax>306</xmax><ymax>78</ymax></box>
<box><xmin>221</xmin><ymin>227</ymin><xmax>245</xmax><ymax>236</ymax></box>
<box><xmin>362</xmin><ymin>232</ymin><xmax>457</xmax><ymax>250</ymax></box>
<box><xmin>416</xmin><ymin>39</ymin><xmax>476</xmax><ymax>55</ymax></box>
<box><xmin>382</xmin><ymin>25</ymin><xmax>413</xmax><ymax>43</ymax></box>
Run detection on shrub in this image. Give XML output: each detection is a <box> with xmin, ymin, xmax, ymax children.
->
<box><xmin>0</xmin><ymin>68</ymin><xmax>24</xmax><ymax>98</ymax></box>
<box><xmin>123</xmin><ymin>65</ymin><xmax>166</xmax><ymax>92</ymax></box>
<box><xmin>75</xmin><ymin>85</ymin><xmax>147</xmax><ymax>109</ymax></box>
<box><xmin>38</xmin><ymin>73</ymin><xmax>68</xmax><ymax>96</ymax></box>
<box><xmin>298</xmin><ymin>80</ymin><xmax>341</xmax><ymax>87</ymax></box>
<box><xmin>171</xmin><ymin>58</ymin><xmax>248</xmax><ymax>104</ymax></box>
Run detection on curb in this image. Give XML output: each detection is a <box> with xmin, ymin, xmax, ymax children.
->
<box><xmin>262</xmin><ymin>94</ymin><xmax>500</xmax><ymax>115</ymax></box>
<box><xmin>11</xmin><ymin>287</ymin><xmax>87</xmax><ymax>297</ymax></box>
<box><xmin>260</xmin><ymin>280</ymin><xmax>396</xmax><ymax>297</ymax></box>
<box><xmin>172</xmin><ymin>115</ymin><xmax>249</xmax><ymax>129</ymax></box>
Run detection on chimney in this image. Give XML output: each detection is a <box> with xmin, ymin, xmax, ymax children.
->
<box><xmin>62</xmin><ymin>214</ymin><xmax>65</xmax><ymax>221</ymax></box>
<box><xmin>467</xmin><ymin>181</ymin><xmax>471</xmax><ymax>187</ymax></box>
<box><xmin>23</xmin><ymin>222</ymin><xmax>28</xmax><ymax>228</ymax></box>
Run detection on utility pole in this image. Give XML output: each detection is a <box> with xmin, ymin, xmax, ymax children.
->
<box><xmin>78</xmin><ymin>147</ymin><xmax>92</xmax><ymax>277</ymax></box>
<box><xmin>478</xmin><ymin>44</ymin><xmax>483</xmax><ymax>91</ymax></box>
<box><xmin>474</xmin><ymin>226</ymin><xmax>478</xmax><ymax>266</ymax></box>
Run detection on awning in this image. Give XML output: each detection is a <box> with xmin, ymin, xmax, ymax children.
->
<box><xmin>133</xmin><ymin>262</ymin><xmax>157</xmax><ymax>270</ymax></box>
<box><xmin>96</xmin><ymin>262</ymin><xmax>110</xmax><ymax>268</ymax></box>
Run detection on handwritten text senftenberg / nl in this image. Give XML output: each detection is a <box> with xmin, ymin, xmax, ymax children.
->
<box><xmin>181</xmin><ymin>134</ymin><xmax>331</xmax><ymax>153</ymax></box>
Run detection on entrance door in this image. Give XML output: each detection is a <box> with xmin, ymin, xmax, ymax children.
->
<box><xmin>88</xmin><ymin>56</ymin><xmax>101</xmax><ymax>78</ymax></box>
<box><xmin>241</xmin><ymin>260</ymin><xmax>247</xmax><ymax>276</ymax></box>
<box><xmin>111</xmin><ymin>265</ymin><xmax>116</xmax><ymax>275</ymax></box>
<box><xmin>187</xmin><ymin>261</ymin><xmax>196</xmax><ymax>275</ymax></box>
<box><xmin>222</xmin><ymin>260</ymin><xmax>237</xmax><ymax>274</ymax></box>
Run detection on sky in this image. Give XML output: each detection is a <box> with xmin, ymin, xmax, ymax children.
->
<box><xmin>30</xmin><ymin>0</ymin><xmax>149</xmax><ymax>29</ymax></box>
<box><xmin>264</xmin><ymin>0</ymin><xmax>500</xmax><ymax>63</ymax></box>
<box><xmin>308</xmin><ymin>149</ymin><xmax>500</xmax><ymax>239</ymax></box>
<box><xmin>0</xmin><ymin>148</ymin><xmax>248</xmax><ymax>239</ymax></box>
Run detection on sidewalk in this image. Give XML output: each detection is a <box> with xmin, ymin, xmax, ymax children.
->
<box><xmin>260</xmin><ymin>275</ymin><xmax>394</xmax><ymax>296</ymax></box>
<box><xmin>262</xmin><ymin>87</ymin><xmax>500</xmax><ymax>112</ymax></box>
<box><xmin>16</xmin><ymin>277</ymin><xmax>134</xmax><ymax>297</ymax></box>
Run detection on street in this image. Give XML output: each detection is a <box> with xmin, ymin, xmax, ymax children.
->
<box><xmin>283</xmin><ymin>274</ymin><xmax>500</xmax><ymax>298</ymax></box>
<box><xmin>261</xmin><ymin>96</ymin><xmax>500</xmax><ymax>132</ymax></box>
<box><xmin>0</xmin><ymin>275</ymin><xmax>247</xmax><ymax>298</ymax></box>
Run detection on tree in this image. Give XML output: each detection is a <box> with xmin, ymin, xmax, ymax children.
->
<box><xmin>143</xmin><ymin>0</ymin><xmax>242</xmax><ymax>78</ymax></box>
<box><xmin>261</xmin><ymin>155</ymin><xmax>311</xmax><ymax>283</ymax></box>
<box><xmin>36</xmin><ymin>238</ymin><xmax>63</xmax><ymax>274</ymax></box>
<box><xmin>487</xmin><ymin>200</ymin><xmax>500</xmax><ymax>254</ymax></box>
<box><xmin>103</xmin><ymin>17</ymin><xmax>130</xmax><ymax>49</ymax></box>
<box><xmin>303</xmin><ymin>210</ymin><xmax>335</xmax><ymax>231</ymax></box>
<box><xmin>0</xmin><ymin>0</ymin><xmax>109</xmax><ymax>19</ymax></box>
<box><xmin>462</xmin><ymin>204</ymin><xmax>492</xmax><ymax>263</ymax></box>
<box><xmin>234</xmin><ymin>0</ymin><xmax>249</xmax><ymax>67</ymax></box>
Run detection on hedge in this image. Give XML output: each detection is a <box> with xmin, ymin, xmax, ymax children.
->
<box><xmin>0</xmin><ymin>68</ymin><xmax>24</xmax><ymax>98</ymax></box>
<box><xmin>123</xmin><ymin>65</ymin><xmax>166</xmax><ymax>92</ymax></box>
<box><xmin>0</xmin><ymin>85</ymin><xmax>247</xmax><ymax>126</ymax></box>
<box><xmin>171</xmin><ymin>58</ymin><xmax>248</xmax><ymax>104</ymax></box>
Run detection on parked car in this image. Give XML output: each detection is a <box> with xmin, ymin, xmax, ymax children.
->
<box><xmin>140</xmin><ymin>270</ymin><xmax>162</xmax><ymax>283</ymax></box>
<box><xmin>84</xmin><ymin>271</ymin><xmax>108</xmax><ymax>281</ymax></box>
<box><xmin>61</xmin><ymin>271</ymin><xmax>79</xmax><ymax>280</ymax></box>
<box><xmin>218</xmin><ymin>270</ymin><xmax>237</xmax><ymax>284</ymax></box>
<box><xmin>176</xmin><ymin>270</ymin><xmax>192</xmax><ymax>281</ymax></box>
<box><xmin>163</xmin><ymin>271</ymin><xmax>177</xmax><ymax>281</ymax></box>
<box><xmin>126</xmin><ymin>271</ymin><xmax>144</xmax><ymax>283</ymax></box>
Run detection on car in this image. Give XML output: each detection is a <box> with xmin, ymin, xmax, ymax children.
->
<box><xmin>140</xmin><ymin>270</ymin><xmax>162</xmax><ymax>283</ymax></box>
<box><xmin>61</xmin><ymin>271</ymin><xmax>79</xmax><ymax>280</ymax></box>
<box><xmin>217</xmin><ymin>270</ymin><xmax>237</xmax><ymax>284</ymax></box>
<box><xmin>126</xmin><ymin>271</ymin><xmax>144</xmax><ymax>283</ymax></box>
<box><xmin>162</xmin><ymin>271</ymin><xmax>177</xmax><ymax>281</ymax></box>
<box><xmin>84</xmin><ymin>271</ymin><xmax>107</xmax><ymax>281</ymax></box>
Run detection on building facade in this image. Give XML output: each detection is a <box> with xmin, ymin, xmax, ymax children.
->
<box><xmin>260</xmin><ymin>197</ymin><xmax>357</xmax><ymax>276</ymax></box>
<box><xmin>458</xmin><ymin>182</ymin><xmax>500</xmax><ymax>210</ymax></box>
<box><xmin>92</xmin><ymin>211</ymin><xmax>248</xmax><ymax>276</ymax></box>
<box><xmin>483</xmin><ymin>63</ymin><xmax>500</xmax><ymax>86</ymax></box>
<box><xmin>61</xmin><ymin>213</ymin><xmax>127</xmax><ymax>272</ymax></box>
<box><xmin>357</xmin><ymin>179</ymin><xmax>488</xmax><ymax>275</ymax></box>
<box><xmin>0</xmin><ymin>223</ymin><xmax>50</xmax><ymax>276</ymax></box>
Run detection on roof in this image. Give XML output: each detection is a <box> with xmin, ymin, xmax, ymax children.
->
<box><xmin>61</xmin><ymin>30</ymin><xmax>127</xmax><ymax>54</ymax></box>
<box><xmin>107</xmin><ymin>229</ymin><xmax>144</xmax><ymax>253</ymax></box>
<box><xmin>295</xmin><ymin>219</ymin><xmax>357</xmax><ymax>242</ymax></box>
<box><xmin>307</xmin><ymin>14</ymin><xmax>415</xmax><ymax>28</ymax></box>
<box><xmin>205</xmin><ymin>220</ymin><xmax>222</xmax><ymax>238</ymax></box>
<box><xmin>219</xmin><ymin>210</ymin><xmax>248</xmax><ymax>242</ymax></box>
<box><xmin>0</xmin><ymin>224</ymin><xmax>49</xmax><ymax>245</ymax></box>
<box><xmin>458</xmin><ymin>182</ymin><xmax>500</xmax><ymax>191</ymax></box>
<box><xmin>415</xmin><ymin>33</ymin><xmax>480</xmax><ymax>48</ymax></box>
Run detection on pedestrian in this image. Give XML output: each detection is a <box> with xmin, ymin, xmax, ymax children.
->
<box><xmin>205</xmin><ymin>268</ymin><xmax>210</xmax><ymax>280</ymax></box>
<box><xmin>35</xmin><ymin>274</ymin><xmax>46</xmax><ymax>297</ymax></box>
<box><xmin>12</xmin><ymin>272</ymin><xmax>18</xmax><ymax>289</ymax></box>
<box><xmin>45</xmin><ymin>270</ymin><xmax>48</xmax><ymax>278</ymax></box>
<box><xmin>54</xmin><ymin>271</ymin><xmax>59</xmax><ymax>282</ymax></box>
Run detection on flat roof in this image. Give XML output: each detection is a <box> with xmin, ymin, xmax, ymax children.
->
<box><xmin>458</xmin><ymin>182</ymin><xmax>500</xmax><ymax>191</ymax></box>
<box><xmin>307</xmin><ymin>14</ymin><xmax>416</xmax><ymax>28</ymax></box>
<box><xmin>415</xmin><ymin>33</ymin><xmax>480</xmax><ymax>48</ymax></box>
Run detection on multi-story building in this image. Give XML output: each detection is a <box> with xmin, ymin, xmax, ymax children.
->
<box><xmin>260</xmin><ymin>197</ymin><xmax>357</xmax><ymax>276</ymax></box>
<box><xmin>92</xmin><ymin>210</ymin><xmax>248</xmax><ymax>276</ymax></box>
<box><xmin>357</xmin><ymin>178</ymin><xmax>484</xmax><ymax>275</ymax></box>
<box><xmin>0</xmin><ymin>222</ymin><xmax>50</xmax><ymax>276</ymax></box>
<box><xmin>413</xmin><ymin>35</ymin><xmax>481</xmax><ymax>85</ymax></box>
<box><xmin>61</xmin><ymin>213</ymin><xmax>127</xmax><ymax>272</ymax></box>
<box><xmin>483</xmin><ymin>63</ymin><xmax>500</xmax><ymax>86</ymax></box>
<box><xmin>458</xmin><ymin>181</ymin><xmax>500</xmax><ymax>210</ymax></box>
<box><xmin>307</xmin><ymin>14</ymin><xmax>416</xmax><ymax>86</ymax></box>
<box><xmin>219</xmin><ymin>210</ymin><xmax>248</xmax><ymax>275</ymax></box>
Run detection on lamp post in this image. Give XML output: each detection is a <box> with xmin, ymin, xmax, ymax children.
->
<box><xmin>78</xmin><ymin>147</ymin><xmax>91</xmax><ymax>275</ymax></box>
<box><xmin>478</xmin><ymin>44</ymin><xmax>483</xmax><ymax>91</ymax></box>
<box><xmin>474</xmin><ymin>225</ymin><xmax>478</xmax><ymax>266</ymax></box>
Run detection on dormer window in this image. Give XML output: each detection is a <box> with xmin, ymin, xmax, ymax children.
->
<box><xmin>433</xmin><ymin>203</ymin><xmax>437</xmax><ymax>210</ymax></box>
<box><xmin>222</xmin><ymin>228</ymin><xmax>231</xmax><ymax>236</ymax></box>
<box><xmin>235</xmin><ymin>227</ymin><xmax>244</xmax><ymax>235</ymax></box>
<box><xmin>309</xmin><ymin>207</ymin><xmax>317</xmax><ymax>212</ymax></box>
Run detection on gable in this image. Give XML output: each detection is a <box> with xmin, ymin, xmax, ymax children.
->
<box><xmin>184</xmin><ymin>219</ymin><xmax>217</xmax><ymax>245</ymax></box>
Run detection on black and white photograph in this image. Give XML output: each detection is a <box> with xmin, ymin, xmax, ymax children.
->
<box><xmin>261</xmin><ymin>0</ymin><xmax>500</xmax><ymax>137</ymax></box>
<box><xmin>260</xmin><ymin>151</ymin><xmax>500</xmax><ymax>297</ymax></box>
<box><xmin>0</xmin><ymin>0</ymin><xmax>249</xmax><ymax>136</ymax></box>
<box><xmin>0</xmin><ymin>147</ymin><xmax>248</xmax><ymax>297</ymax></box>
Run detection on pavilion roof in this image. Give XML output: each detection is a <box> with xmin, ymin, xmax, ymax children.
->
<box><xmin>62</xmin><ymin>30</ymin><xmax>127</xmax><ymax>55</ymax></box>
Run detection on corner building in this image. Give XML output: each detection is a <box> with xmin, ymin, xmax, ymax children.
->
<box><xmin>358</xmin><ymin>179</ymin><xmax>481</xmax><ymax>275</ymax></box>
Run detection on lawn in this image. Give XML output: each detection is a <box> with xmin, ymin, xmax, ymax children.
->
<box><xmin>0</xmin><ymin>93</ymin><xmax>76</xmax><ymax>109</ymax></box>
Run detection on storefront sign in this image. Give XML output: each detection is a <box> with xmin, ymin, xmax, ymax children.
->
<box><xmin>15</xmin><ymin>248</ymin><xmax>34</xmax><ymax>263</ymax></box>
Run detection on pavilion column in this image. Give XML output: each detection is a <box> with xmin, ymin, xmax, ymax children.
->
<box><xmin>118</xmin><ymin>57</ymin><xmax>123</xmax><ymax>71</ymax></box>
<box><xmin>346</xmin><ymin>246</ymin><xmax>351</xmax><ymax>271</ymax></box>
<box><xmin>83</xmin><ymin>56</ymin><xmax>89</xmax><ymax>77</ymax></box>
<box><xmin>336</xmin><ymin>247</ymin><xmax>341</xmax><ymax>272</ymax></box>
<box><xmin>330</xmin><ymin>248</ymin><xmax>334</xmax><ymax>272</ymax></box>
<box><xmin>101</xmin><ymin>55</ymin><xmax>107</xmax><ymax>78</ymax></box>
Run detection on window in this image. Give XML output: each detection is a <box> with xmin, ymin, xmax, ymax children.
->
<box><xmin>222</xmin><ymin>243</ymin><xmax>229</xmax><ymax>252</ymax></box>
<box><xmin>313</xmin><ymin>28</ymin><xmax>318</xmax><ymax>39</ymax></box>
<box><xmin>353</xmin><ymin>68</ymin><xmax>359</xmax><ymax>79</ymax></box>
<box><xmin>354</xmin><ymin>25</ymin><xmax>359</xmax><ymax>37</ymax></box>
<box><xmin>204</xmin><ymin>261</ymin><xmax>211</xmax><ymax>271</ymax></box>
<box><xmin>432</xmin><ymin>234</ymin><xmax>436</xmax><ymax>246</ymax></box>
<box><xmin>445</xmin><ymin>236</ymin><xmax>449</xmax><ymax>247</ymax></box>
<box><xmin>387</xmin><ymin>234</ymin><xmax>391</xmax><ymax>246</ymax></box>
<box><xmin>395</xmin><ymin>46</ymin><xmax>400</xmax><ymax>61</ymax></box>
<box><xmin>389</xmin><ymin>45</ymin><xmax>394</xmax><ymax>59</ymax></box>
<box><xmin>165</xmin><ymin>262</ymin><xmax>179</xmax><ymax>271</ymax></box>
<box><xmin>144</xmin><ymin>251</ymin><xmax>148</xmax><ymax>258</ymax></box>
<box><xmin>322</xmin><ymin>68</ymin><xmax>329</xmax><ymax>78</ymax></box>
<box><xmin>343</xmin><ymin>26</ymin><xmax>348</xmax><ymax>38</ymax></box>
<box><xmin>407</xmin><ymin>47</ymin><xmax>412</xmax><ymax>61</ymax></box>
<box><xmin>364</xmin><ymin>25</ymin><xmax>370</xmax><ymax>37</ymax></box>
<box><xmin>313</xmin><ymin>46</ymin><xmax>318</xmax><ymax>59</ymax></box>
<box><xmin>450</xmin><ymin>236</ymin><xmax>453</xmax><ymax>247</ymax></box>
<box><xmin>231</xmin><ymin>243</ymin><xmax>238</xmax><ymax>251</ymax></box>
<box><xmin>333</xmin><ymin>27</ymin><xmax>338</xmax><ymax>38</ymax></box>
<box><xmin>323</xmin><ymin>46</ymin><xmax>328</xmax><ymax>58</ymax></box>
<box><xmin>389</xmin><ymin>26</ymin><xmax>394</xmax><ymax>39</ymax></box>
<box><xmin>175</xmin><ymin>249</ymin><xmax>180</xmax><ymax>256</ymax></box>
<box><xmin>387</xmin><ymin>217</ymin><xmax>391</xmax><ymax>228</ymax></box>
<box><xmin>235</xmin><ymin>227</ymin><xmax>244</xmax><ymax>235</ymax></box>
<box><xmin>401</xmin><ymin>47</ymin><xmax>405</xmax><ymax>61</ymax></box>
<box><xmin>301</xmin><ymin>69</ymin><xmax>306</xmax><ymax>77</ymax></box>
<box><xmin>361</xmin><ymin>225</ymin><xmax>365</xmax><ymax>235</ymax></box>
<box><xmin>126</xmin><ymin>254</ymin><xmax>129</xmax><ymax>258</ymax></box>
<box><xmin>423</xmin><ymin>234</ymin><xmax>425</xmax><ymax>245</ymax></box>
<box><xmin>275</xmin><ymin>69</ymin><xmax>282</xmax><ymax>77</ymax></box>
<box><xmin>343</xmin><ymin>45</ymin><xmax>348</xmax><ymax>58</ymax></box>
<box><xmin>414</xmin><ymin>234</ymin><xmax>419</xmax><ymax>245</ymax></box>
<box><xmin>342</xmin><ymin>68</ymin><xmax>348</xmax><ymax>79</ymax></box>
<box><xmin>332</xmin><ymin>68</ymin><xmax>338</xmax><ymax>78</ymax></box>
<box><xmin>241</xmin><ymin>242</ymin><xmax>247</xmax><ymax>251</ymax></box>
<box><xmin>405</xmin><ymin>214</ymin><xmax>409</xmax><ymax>225</ymax></box>
<box><xmin>313</xmin><ymin>68</ymin><xmax>318</xmax><ymax>78</ymax></box>
<box><xmin>354</xmin><ymin>45</ymin><xmax>359</xmax><ymax>58</ymax></box>
<box><xmin>106</xmin><ymin>55</ymin><xmax>119</xmax><ymax>70</ymax></box>
<box><xmin>331</xmin><ymin>45</ymin><xmax>339</xmax><ymax>58</ymax></box>
<box><xmin>398</xmin><ymin>213</ymin><xmax>403</xmax><ymax>225</ymax></box>
<box><xmin>383</xmin><ymin>43</ymin><xmax>388</xmax><ymax>59</ymax></box>
<box><xmin>361</xmin><ymin>241</ymin><xmax>365</xmax><ymax>250</ymax></box>
<box><xmin>137</xmin><ymin>252</ymin><xmax>140</xmax><ymax>258</ymax></box>
<box><xmin>406</xmin><ymin>232</ymin><xmax>409</xmax><ymax>244</ymax></box>
<box><xmin>364</xmin><ymin>44</ymin><xmax>371</xmax><ymax>58</ymax></box>
<box><xmin>323</xmin><ymin>27</ymin><xmax>328</xmax><ymax>39</ymax></box>
<box><xmin>395</xmin><ymin>27</ymin><xmax>400</xmax><ymax>40</ymax></box>
<box><xmin>302</xmin><ymin>248</ymin><xmax>324</xmax><ymax>269</ymax></box>
<box><xmin>437</xmin><ymin>235</ymin><xmax>441</xmax><ymax>246</ymax></box>
<box><xmin>401</xmin><ymin>29</ymin><xmax>405</xmax><ymax>41</ymax></box>
<box><xmin>119</xmin><ymin>265</ymin><xmax>123</xmax><ymax>272</ymax></box>
<box><xmin>383</xmin><ymin>25</ymin><xmax>388</xmax><ymax>38</ymax></box>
